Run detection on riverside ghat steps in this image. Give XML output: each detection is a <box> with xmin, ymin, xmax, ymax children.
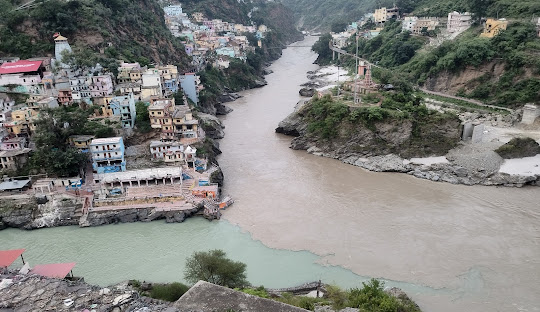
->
<box><xmin>0</xmin><ymin>169</ymin><xmax>233</xmax><ymax>230</ymax></box>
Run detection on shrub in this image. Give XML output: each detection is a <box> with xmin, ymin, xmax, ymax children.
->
<box><xmin>149</xmin><ymin>282</ymin><xmax>189</xmax><ymax>302</ymax></box>
<box><xmin>495</xmin><ymin>137</ymin><xmax>540</xmax><ymax>159</ymax></box>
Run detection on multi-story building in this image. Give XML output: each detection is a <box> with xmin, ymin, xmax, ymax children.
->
<box><xmin>69</xmin><ymin>76</ymin><xmax>91</xmax><ymax>102</ymax></box>
<box><xmin>68</xmin><ymin>135</ymin><xmax>95</xmax><ymax>151</ymax></box>
<box><xmin>149</xmin><ymin>140</ymin><xmax>185</xmax><ymax>163</ymax></box>
<box><xmin>57</xmin><ymin>89</ymin><xmax>73</xmax><ymax>106</ymax></box>
<box><xmin>412</xmin><ymin>18</ymin><xmax>440</xmax><ymax>35</ymax></box>
<box><xmin>0</xmin><ymin>137</ymin><xmax>27</xmax><ymax>151</ymax></box>
<box><xmin>0</xmin><ymin>148</ymin><xmax>31</xmax><ymax>171</ymax></box>
<box><xmin>0</xmin><ymin>60</ymin><xmax>46</xmax><ymax>94</ymax></box>
<box><xmin>192</xmin><ymin>12</ymin><xmax>204</xmax><ymax>23</ymax></box>
<box><xmin>172</xmin><ymin>105</ymin><xmax>200</xmax><ymax>139</ymax></box>
<box><xmin>402</xmin><ymin>16</ymin><xmax>418</xmax><ymax>32</ymax></box>
<box><xmin>447</xmin><ymin>11</ymin><xmax>472</xmax><ymax>33</ymax></box>
<box><xmin>141</xmin><ymin>69</ymin><xmax>163</xmax><ymax>101</ymax></box>
<box><xmin>89</xmin><ymin>137</ymin><xmax>126</xmax><ymax>174</ymax></box>
<box><xmin>4</xmin><ymin>107</ymin><xmax>37</xmax><ymax>136</ymax></box>
<box><xmin>148</xmin><ymin>98</ymin><xmax>175</xmax><ymax>140</ymax></box>
<box><xmin>109</xmin><ymin>93</ymin><xmax>136</xmax><ymax>128</ymax></box>
<box><xmin>158</xmin><ymin>65</ymin><xmax>179</xmax><ymax>97</ymax></box>
<box><xmin>115</xmin><ymin>83</ymin><xmax>142</xmax><ymax>100</ymax></box>
<box><xmin>374</xmin><ymin>7</ymin><xmax>387</xmax><ymax>24</ymax></box>
<box><xmin>92</xmin><ymin>96</ymin><xmax>115</xmax><ymax>117</ymax></box>
<box><xmin>89</xmin><ymin>74</ymin><xmax>114</xmax><ymax>98</ymax></box>
<box><xmin>164</xmin><ymin>4</ymin><xmax>184</xmax><ymax>17</ymax></box>
<box><xmin>117</xmin><ymin>61</ymin><xmax>141</xmax><ymax>84</ymax></box>
<box><xmin>480</xmin><ymin>18</ymin><xmax>508</xmax><ymax>38</ymax></box>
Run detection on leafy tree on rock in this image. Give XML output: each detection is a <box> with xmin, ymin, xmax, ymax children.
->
<box><xmin>184</xmin><ymin>249</ymin><xmax>249</xmax><ymax>288</ymax></box>
<box><xmin>312</xmin><ymin>33</ymin><xmax>333</xmax><ymax>65</ymax></box>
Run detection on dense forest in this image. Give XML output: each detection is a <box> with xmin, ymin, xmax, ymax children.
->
<box><xmin>0</xmin><ymin>0</ymin><xmax>191</xmax><ymax>70</ymax></box>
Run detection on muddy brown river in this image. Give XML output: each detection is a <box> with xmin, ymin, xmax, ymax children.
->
<box><xmin>219</xmin><ymin>36</ymin><xmax>540</xmax><ymax>312</ymax></box>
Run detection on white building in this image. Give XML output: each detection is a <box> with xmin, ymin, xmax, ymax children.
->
<box><xmin>402</xmin><ymin>16</ymin><xmax>418</xmax><ymax>32</ymax></box>
<box><xmin>54</xmin><ymin>34</ymin><xmax>72</xmax><ymax>67</ymax></box>
<box><xmin>141</xmin><ymin>69</ymin><xmax>163</xmax><ymax>100</ymax></box>
<box><xmin>447</xmin><ymin>11</ymin><xmax>472</xmax><ymax>33</ymax></box>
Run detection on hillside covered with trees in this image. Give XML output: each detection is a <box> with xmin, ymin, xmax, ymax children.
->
<box><xmin>308</xmin><ymin>0</ymin><xmax>540</xmax><ymax>108</ymax></box>
<box><xmin>282</xmin><ymin>0</ymin><xmax>540</xmax><ymax>31</ymax></box>
<box><xmin>0</xmin><ymin>0</ymin><xmax>191</xmax><ymax>71</ymax></box>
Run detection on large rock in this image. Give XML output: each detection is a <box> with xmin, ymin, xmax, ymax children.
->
<box><xmin>353</xmin><ymin>154</ymin><xmax>410</xmax><ymax>172</ymax></box>
<box><xmin>174</xmin><ymin>281</ymin><xmax>307</xmax><ymax>312</ymax></box>
<box><xmin>275</xmin><ymin>101</ymin><xmax>310</xmax><ymax>137</ymax></box>
<box><xmin>198</xmin><ymin>113</ymin><xmax>225</xmax><ymax>139</ymax></box>
<box><xmin>299</xmin><ymin>88</ymin><xmax>315</xmax><ymax>97</ymax></box>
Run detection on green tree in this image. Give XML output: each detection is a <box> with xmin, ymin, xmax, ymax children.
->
<box><xmin>469</xmin><ymin>0</ymin><xmax>494</xmax><ymax>22</ymax></box>
<box><xmin>135</xmin><ymin>101</ymin><xmax>151</xmax><ymax>133</ymax></box>
<box><xmin>184</xmin><ymin>249</ymin><xmax>249</xmax><ymax>288</ymax></box>
<box><xmin>331</xmin><ymin>21</ymin><xmax>348</xmax><ymax>33</ymax></box>
<box><xmin>312</xmin><ymin>33</ymin><xmax>333</xmax><ymax>65</ymax></box>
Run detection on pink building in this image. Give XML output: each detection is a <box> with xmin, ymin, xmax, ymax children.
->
<box><xmin>89</xmin><ymin>74</ymin><xmax>114</xmax><ymax>98</ymax></box>
<box><xmin>57</xmin><ymin>89</ymin><xmax>73</xmax><ymax>106</ymax></box>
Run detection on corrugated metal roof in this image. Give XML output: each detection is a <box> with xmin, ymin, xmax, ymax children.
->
<box><xmin>30</xmin><ymin>262</ymin><xmax>76</xmax><ymax>278</ymax></box>
<box><xmin>0</xmin><ymin>249</ymin><xmax>25</xmax><ymax>267</ymax></box>
<box><xmin>0</xmin><ymin>179</ymin><xmax>31</xmax><ymax>191</ymax></box>
<box><xmin>0</xmin><ymin>60</ymin><xmax>43</xmax><ymax>75</ymax></box>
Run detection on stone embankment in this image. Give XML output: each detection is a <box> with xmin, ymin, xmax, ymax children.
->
<box><xmin>0</xmin><ymin>193</ymin><xmax>204</xmax><ymax>231</ymax></box>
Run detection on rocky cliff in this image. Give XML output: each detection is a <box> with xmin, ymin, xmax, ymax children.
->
<box><xmin>277</xmin><ymin>99</ymin><xmax>540</xmax><ymax>187</ymax></box>
<box><xmin>0</xmin><ymin>194</ymin><xmax>83</xmax><ymax>230</ymax></box>
<box><xmin>277</xmin><ymin>100</ymin><xmax>462</xmax><ymax>159</ymax></box>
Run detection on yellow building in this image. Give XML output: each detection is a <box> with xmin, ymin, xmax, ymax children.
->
<box><xmin>11</xmin><ymin>108</ymin><xmax>36</xmax><ymax>122</ymax></box>
<box><xmin>480</xmin><ymin>18</ymin><xmax>508</xmax><ymax>38</ymax></box>
<box><xmin>68</xmin><ymin>135</ymin><xmax>95</xmax><ymax>150</ymax></box>
<box><xmin>374</xmin><ymin>7</ymin><xmax>387</xmax><ymax>23</ymax></box>
<box><xmin>93</xmin><ymin>96</ymin><xmax>114</xmax><ymax>116</ymax></box>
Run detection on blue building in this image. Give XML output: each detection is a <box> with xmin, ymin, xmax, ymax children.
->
<box><xmin>179</xmin><ymin>73</ymin><xmax>200</xmax><ymax>105</ymax></box>
<box><xmin>90</xmin><ymin>137</ymin><xmax>126</xmax><ymax>174</ymax></box>
<box><xmin>215</xmin><ymin>47</ymin><xmax>236</xmax><ymax>58</ymax></box>
<box><xmin>110</xmin><ymin>93</ymin><xmax>136</xmax><ymax>128</ymax></box>
<box><xmin>163</xmin><ymin>77</ymin><xmax>178</xmax><ymax>95</ymax></box>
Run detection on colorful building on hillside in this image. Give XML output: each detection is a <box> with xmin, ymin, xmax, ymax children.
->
<box><xmin>141</xmin><ymin>69</ymin><xmax>163</xmax><ymax>100</ymax></box>
<box><xmin>0</xmin><ymin>60</ymin><xmax>46</xmax><ymax>94</ymax></box>
<box><xmin>89</xmin><ymin>74</ymin><xmax>114</xmax><ymax>98</ymax></box>
<box><xmin>89</xmin><ymin>137</ymin><xmax>126</xmax><ymax>174</ymax></box>
<box><xmin>57</xmin><ymin>89</ymin><xmax>73</xmax><ymax>106</ymax></box>
<box><xmin>158</xmin><ymin>65</ymin><xmax>179</xmax><ymax>97</ymax></box>
<box><xmin>480</xmin><ymin>18</ymin><xmax>508</xmax><ymax>38</ymax></box>
<box><xmin>109</xmin><ymin>93</ymin><xmax>136</xmax><ymax>128</ymax></box>
<box><xmin>68</xmin><ymin>135</ymin><xmax>95</xmax><ymax>151</ymax></box>
<box><xmin>447</xmin><ymin>11</ymin><xmax>472</xmax><ymax>33</ymax></box>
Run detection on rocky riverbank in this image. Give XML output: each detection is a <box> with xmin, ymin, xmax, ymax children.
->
<box><xmin>0</xmin><ymin>271</ymin><xmax>419</xmax><ymax>312</ymax></box>
<box><xmin>0</xmin><ymin>193</ymin><xmax>206</xmax><ymax>231</ymax></box>
<box><xmin>277</xmin><ymin>100</ymin><xmax>540</xmax><ymax>188</ymax></box>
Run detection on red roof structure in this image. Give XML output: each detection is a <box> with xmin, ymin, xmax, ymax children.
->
<box><xmin>30</xmin><ymin>262</ymin><xmax>76</xmax><ymax>278</ymax></box>
<box><xmin>0</xmin><ymin>249</ymin><xmax>25</xmax><ymax>268</ymax></box>
<box><xmin>0</xmin><ymin>60</ymin><xmax>43</xmax><ymax>75</ymax></box>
